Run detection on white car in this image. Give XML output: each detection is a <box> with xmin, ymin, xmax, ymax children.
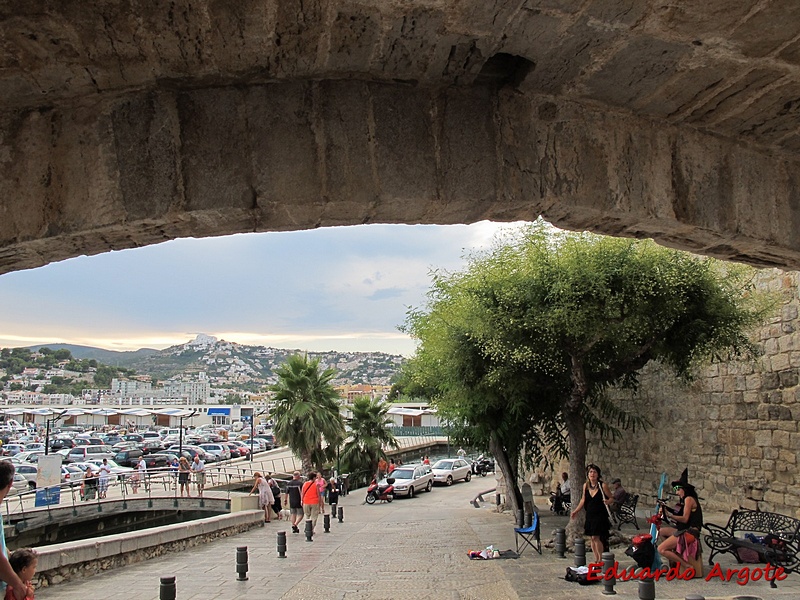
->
<box><xmin>11</xmin><ymin>451</ymin><xmax>46</xmax><ymax>464</ymax></box>
<box><xmin>384</xmin><ymin>464</ymin><xmax>434</xmax><ymax>498</ymax></box>
<box><xmin>431</xmin><ymin>458</ymin><xmax>473</xmax><ymax>486</ymax></box>
<box><xmin>198</xmin><ymin>443</ymin><xmax>230</xmax><ymax>462</ymax></box>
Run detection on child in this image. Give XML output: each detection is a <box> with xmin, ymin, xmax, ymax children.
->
<box><xmin>6</xmin><ymin>547</ymin><xmax>37</xmax><ymax>600</ymax></box>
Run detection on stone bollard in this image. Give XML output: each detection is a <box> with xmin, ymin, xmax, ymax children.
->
<box><xmin>304</xmin><ymin>519</ymin><xmax>314</xmax><ymax>542</ymax></box>
<box><xmin>159</xmin><ymin>576</ymin><xmax>176</xmax><ymax>600</ymax></box>
<box><xmin>554</xmin><ymin>528</ymin><xmax>566</xmax><ymax>558</ymax></box>
<box><xmin>236</xmin><ymin>546</ymin><xmax>248</xmax><ymax>581</ymax></box>
<box><xmin>574</xmin><ymin>538</ymin><xmax>586</xmax><ymax>567</ymax></box>
<box><xmin>602</xmin><ymin>551</ymin><xmax>616</xmax><ymax>595</ymax></box>
<box><xmin>277</xmin><ymin>531</ymin><xmax>287</xmax><ymax>558</ymax></box>
<box><xmin>323</xmin><ymin>513</ymin><xmax>330</xmax><ymax>533</ymax></box>
<box><xmin>337</xmin><ymin>506</ymin><xmax>344</xmax><ymax>523</ymax></box>
<box><xmin>638</xmin><ymin>578</ymin><xmax>655</xmax><ymax>600</ymax></box>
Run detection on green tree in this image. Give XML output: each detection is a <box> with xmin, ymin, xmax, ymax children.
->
<box><xmin>270</xmin><ymin>354</ymin><xmax>345</xmax><ymax>474</ymax></box>
<box><xmin>403</xmin><ymin>222</ymin><xmax>772</xmax><ymax>516</ymax></box>
<box><xmin>339</xmin><ymin>396</ymin><xmax>398</xmax><ymax>480</ymax></box>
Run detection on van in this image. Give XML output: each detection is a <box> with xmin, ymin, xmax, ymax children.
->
<box><xmin>66</xmin><ymin>445</ymin><xmax>113</xmax><ymax>463</ymax></box>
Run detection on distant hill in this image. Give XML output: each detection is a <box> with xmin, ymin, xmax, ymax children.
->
<box><xmin>26</xmin><ymin>344</ymin><xmax>160</xmax><ymax>367</ymax></box>
<box><xmin>27</xmin><ymin>336</ymin><xmax>404</xmax><ymax>386</ymax></box>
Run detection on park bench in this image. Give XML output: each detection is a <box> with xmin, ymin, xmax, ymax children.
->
<box><xmin>703</xmin><ymin>508</ymin><xmax>800</xmax><ymax>587</ymax></box>
<box><xmin>611</xmin><ymin>493</ymin><xmax>639</xmax><ymax>530</ymax></box>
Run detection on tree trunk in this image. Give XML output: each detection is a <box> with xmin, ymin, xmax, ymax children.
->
<box><xmin>489</xmin><ymin>431</ymin><xmax>522</xmax><ymax>516</ymax></box>
<box><xmin>565</xmin><ymin>355</ymin><xmax>589</xmax><ymax>542</ymax></box>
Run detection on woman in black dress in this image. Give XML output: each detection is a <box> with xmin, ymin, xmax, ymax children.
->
<box><xmin>570</xmin><ymin>464</ymin><xmax>613</xmax><ymax>562</ymax></box>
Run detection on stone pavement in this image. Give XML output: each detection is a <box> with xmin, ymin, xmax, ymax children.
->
<box><xmin>35</xmin><ymin>477</ymin><xmax>798</xmax><ymax>600</ymax></box>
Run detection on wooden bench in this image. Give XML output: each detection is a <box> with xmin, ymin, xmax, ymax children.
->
<box><xmin>612</xmin><ymin>493</ymin><xmax>639</xmax><ymax>530</ymax></box>
<box><xmin>703</xmin><ymin>508</ymin><xmax>800</xmax><ymax>588</ymax></box>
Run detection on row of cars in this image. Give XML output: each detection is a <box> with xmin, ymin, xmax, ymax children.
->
<box><xmin>383</xmin><ymin>458</ymin><xmax>476</xmax><ymax>498</ymax></box>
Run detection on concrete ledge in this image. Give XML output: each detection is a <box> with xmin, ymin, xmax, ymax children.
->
<box><xmin>35</xmin><ymin>510</ymin><xmax>264</xmax><ymax>588</ymax></box>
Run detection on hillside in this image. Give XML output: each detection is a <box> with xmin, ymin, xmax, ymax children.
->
<box><xmin>27</xmin><ymin>335</ymin><xmax>404</xmax><ymax>386</ymax></box>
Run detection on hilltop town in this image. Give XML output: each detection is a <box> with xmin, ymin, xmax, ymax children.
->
<box><xmin>0</xmin><ymin>335</ymin><xmax>404</xmax><ymax>406</ymax></box>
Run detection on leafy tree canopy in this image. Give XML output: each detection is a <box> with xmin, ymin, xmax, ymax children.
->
<box><xmin>402</xmin><ymin>221</ymin><xmax>774</xmax><ymax>514</ymax></box>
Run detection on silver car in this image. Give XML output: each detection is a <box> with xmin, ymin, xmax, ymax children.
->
<box><xmin>431</xmin><ymin>458</ymin><xmax>473</xmax><ymax>486</ymax></box>
<box><xmin>383</xmin><ymin>464</ymin><xmax>434</xmax><ymax>498</ymax></box>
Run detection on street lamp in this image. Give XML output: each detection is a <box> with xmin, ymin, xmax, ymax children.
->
<box><xmin>44</xmin><ymin>410</ymin><xmax>66</xmax><ymax>455</ymax></box>
<box><xmin>178</xmin><ymin>410</ymin><xmax>198</xmax><ymax>457</ymax></box>
<box><xmin>249</xmin><ymin>408</ymin><xmax>268</xmax><ymax>462</ymax></box>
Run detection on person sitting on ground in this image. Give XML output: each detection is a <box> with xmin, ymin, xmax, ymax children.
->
<box><xmin>609</xmin><ymin>478</ymin><xmax>628</xmax><ymax>513</ymax></box>
<box><xmin>5</xmin><ymin>548</ymin><xmax>36</xmax><ymax>600</ymax></box>
<box><xmin>657</xmin><ymin>468</ymin><xmax>704</xmax><ymax>576</ymax></box>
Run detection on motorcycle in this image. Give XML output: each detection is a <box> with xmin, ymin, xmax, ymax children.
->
<box><xmin>471</xmin><ymin>455</ymin><xmax>495</xmax><ymax>477</ymax></box>
<box><xmin>365</xmin><ymin>477</ymin><xmax>395</xmax><ymax>504</ymax></box>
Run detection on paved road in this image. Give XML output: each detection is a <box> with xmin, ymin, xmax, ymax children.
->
<box><xmin>34</xmin><ymin>475</ymin><xmax>797</xmax><ymax>600</ymax></box>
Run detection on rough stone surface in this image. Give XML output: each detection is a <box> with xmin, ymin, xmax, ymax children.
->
<box><xmin>3</xmin><ymin>2</ymin><xmax>800</xmax><ymax>273</ymax></box>
<box><xmin>587</xmin><ymin>269</ymin><xmax>800</xmax><ymax>519</ymax></box>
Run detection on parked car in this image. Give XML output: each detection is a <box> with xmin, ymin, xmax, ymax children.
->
<box><xmin>12</xmin><ymin>451</ymin><xmax>45</xmax><ymax>464</ymax></box>
<box><xmin>384</xmin><ymin>464</ymin><xmax>434</xmax><ymax>497</ymax></box>
<box><xmin>113</xmin><ymin>448</ymin><xmax>144</xmax><ymax>467</ymax></box>
<box><xmin>254</xmin><ymin>434</ymin><xmax>275</xmax><ymax>450</ymax></box>
<box><xmin>198</xmin><ymin>443</ymin><xmax>230</xmax><ymax>462</ymax></box>
<box><xmin>112</xmin><ymin>441</ymin><xmax>139</xmax><ymax>451</ymax></box>
<box><xmin>2</xmin><ymin>444</ymin><xmax>25</xmax><ymax>456</ymax></box>
<box><xmin>24</xmin><ymin>443</ymin><xmax>47</xmax><ymax>452</ymax></box>
<box><xmin>14</xmin><ymin>463</ymin><xmax>78</xmax><ymax>489</ymax></box>
<box><xmin>75</xmin><ymin>436</ymin><xmax>104</xmax><ymax>446</ymax></box>
<box><xmin>165</xmin><ymin>445</ymin><xmax>207</xmax><ymax>462</ymax></box>
<box><xmin>66</xmin><ymin>445</ymin><xmax>115</xmax><ymax>463</ymax></box>
<box><xmin>9</xmin><ymin>472</ymin><xmax>29</xmax><ymax>495</ymax></box>
<box><xmin>122</xmin><ymin>434</ymin><xmax>144</xmax><ymax>443</ymax></box>
<box><xmin>49</xmin><ymin>437</ymin><xmax>76</xmax><ymax>450</ymax></box>
<box><xmin>138</xmin><ymin>439</ymin><xmax>164</xmax><ymax>454</ymax></box>
<box><xmin>229</xmin><ymin>441</ymin><xmax>251</xmax><ymax>457</ymax></box>
<box><xmin>430</xmin><ymin>458</ymin><xmax>473</xmax><ymax>485</ymax></box>
<box><xmin>83</xmin><ymin>458</ymin><xmax>134</xmax><ymax>478</ymax></box>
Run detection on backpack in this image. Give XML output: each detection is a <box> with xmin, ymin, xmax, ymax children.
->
<box><xmin>625</xmin><ymin>534</ymin><xmax>655</xmax><ymax>569</ymax></box>
<box><xmin>565</xmin><ymin>565</ymin><xmax>600</xmax><ymax>585</ymax></box>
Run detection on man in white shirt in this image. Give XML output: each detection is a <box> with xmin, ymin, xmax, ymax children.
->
<box><xmin>191</xmin><ymin>455</ymin><xmax>206</xmax><ymax>497</ymax></box>
<box><xmin>137</xmin><ymin>457</ymin><xmax>148</xmax><ymax>492</ymax></box>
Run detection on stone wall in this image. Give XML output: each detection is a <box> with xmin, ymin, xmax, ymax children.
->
<box><xmin>585</xmin><ymin>269</ymin><xmax>800</xmax><ymax>519</ymax></box>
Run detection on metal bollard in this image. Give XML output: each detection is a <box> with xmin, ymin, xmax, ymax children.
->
<box><xmin>277</xmin><ymin>531</ymin><xmax>287</xmax><ymax>558</ymax></box>
<box><xmin>638</xmin><ymin>578</ymin><xmax>655</xmax><ymax>600</ymax></box>
<box><xmin>602</xmin><ymin>551</ymin><xmax>616</xmax><ymax>595</ymax></box>
<box><xmin>236</xmin><ymin>546</ymin><xmax>248</xmax><ymax>581</ymax></box>
<box><xmin>337</xmin><ymin>506</ymin><xmax>344</xmax><ymax>523</ymax></box>
<box><xmin>524</xmin><ymin>512</ymin><xmax>532</xmax><ymax>528</ymax></box>
<box><xmin>554</xmin><ymin>528</ymin><xmax>566</xmax><ymax>559</ymax></box>
<box><xmin>574</xmin><ymin>538</ymin><xmax>586</xmax><ymax>567</ymax></box>
<box><xmin>159</xmin><ymin>576</ymin><xmax>176</xmax><ymax>600</ymax></box>
<box><xmin>323</xmin><ymin>513</ymin><xmax>330</xmax><ymax>532</ymax></box>
<box><xmin>304</xmin><ymin>519</ymin><xmax>314</xmax><ymax>542</ymax></box>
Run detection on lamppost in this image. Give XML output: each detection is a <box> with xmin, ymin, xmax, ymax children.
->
<box><xmin>44</xmin><ymin>410</ymin><xmax>65</xmax><ymax>455</ymax></box>
<box><xmin>249</xmin><ymin>408</ymin><xmax>268</xmax><ymax>462</ymax></box>
<box><xmin>178</xmin><ymin>410</ymin><xmax>198</xmax><ymax>457</ymax></box>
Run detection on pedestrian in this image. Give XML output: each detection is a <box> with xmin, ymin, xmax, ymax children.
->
<box><xmin>457</xmin><ymin>447</ymin><xmax>466</xmax><ymax>459</ymax></box>
<box><xmin>178</xmin><ymin>456</ymin><xmax>191</xmax><ymax>497</ymax></box>
<box><xmin>388</xmin><ymin>458</ymin><xmax>396</xmax><ymax>474</ymax></box>
<box><xmin>327</xmin><ymin>477</ymin><xmax>340</xmax><ymax>518</ymax></box>
<box><xmin>0</xmin><ymin>462</ymin><xmax>29</xmax><ymax>600</ymax></box>
<box><xmin>423</xmin><ymin>456</ymin><xmax>430</xmax><ymax>466</ymax></box>
<box><xmin>5</xmin><ymin>548</ymin><xmax>36</xmax><ymax>600</ymax></box>
<box><xmin>191</xmin><ymin>455</ymin><xmax>206</xmax><ymax>497</ymax></box>
<box><xmin>249</xmin><ymin>471</ymin><xmax>274</xmax><ymax>522</ymax></box>
<box><xmin>377</xmin><ymin>457</ymin><xmax>388</xmax><ymax>480</ymax></box>
<box><xmin>82</xmin><ymin>466</ymin><xmax>98</xmax><ymax>500</ymax></box>
<box><xmin>266</xmin><ymin>473</ymin><xmax>282</xmax><ymax>520</ymax></box>
<box><xmin>315</xmin><ymin>472</ymin><xmax>327</xmax><ymax>514</ymax></box>
<box><xmin>284</xmin><ymin>471</ymin><xmax>304</xmax><ymax>533</ymax></box>
<box><xmin>169</xmin><ymin>457</ymin><xmax>179</xmax><ymax>489</ymax></box>
<box><xmin>97</xmin><ymin>458</ymin><xmax>111</xmax><ymax>499</ymax></box>
<box><xmin>570</xmin><ymin>463</ymin><xmax>613</xmax><ymax>563</ymax></box>
<box><xmin>301</xmin><ymin>471</ymin><xmax>324</xmax><ymax>536</ymax></box>
<box><xmin>136</xmin><ymin>456</ymin><xmax>148</xmax><ymax>492</ymax></box>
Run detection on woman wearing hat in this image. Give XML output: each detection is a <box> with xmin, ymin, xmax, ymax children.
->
<box><xmin>657</xmin><ymin>468</ymin><xmax>704</xmax><ymax>573</ymax></box>
<box><xmin>570</xmin><ymin>464</ymin><xmax>614</xmax><ymax>562</ymax></box>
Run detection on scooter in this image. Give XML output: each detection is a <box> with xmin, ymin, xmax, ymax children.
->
<box><xmin>471</xmin><ymin>455</ymin><xmax>495</xmax><ymax>476</ymax></box>
<box><xmin>365</xmin><ymin>477</ymin><xmax>394</xmax><ymax>504</ymax></box>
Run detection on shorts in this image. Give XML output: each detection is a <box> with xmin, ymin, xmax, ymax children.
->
<box><xmin>303</xmin><ymin>503</ymin><xmax>320</xmax><ymax>523</ymax></box>
<box><xmin>195</xmin><ymin>472</ymin><xmax>206</xmax><ymax>486</ymax></box>
<box><xmin>179</xmin><ymin>472</ymin><xmax>189</xmax><ymax>484</ymax></box>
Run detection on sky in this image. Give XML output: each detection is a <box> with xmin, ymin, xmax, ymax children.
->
<box><xmin>0</xmin><ymin>222</ymin><xmax>527</xmax><ymax>357</ymax></box>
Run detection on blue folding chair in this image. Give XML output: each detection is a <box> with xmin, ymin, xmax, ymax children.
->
<box><xmin>514</xmin><ymin>512</ymin><xmax>541</xmax><ymax>555</ymax></box>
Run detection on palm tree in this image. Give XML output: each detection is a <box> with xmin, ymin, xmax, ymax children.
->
<box><xmin>339</xmin><ymin>395</ymin><xmax>398</xmax><ymax>481</ymax></box>
<box><xmin>270</xmin><ymin>354</ymin><xmax>345</xmax><ymax>474</ymax></box>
